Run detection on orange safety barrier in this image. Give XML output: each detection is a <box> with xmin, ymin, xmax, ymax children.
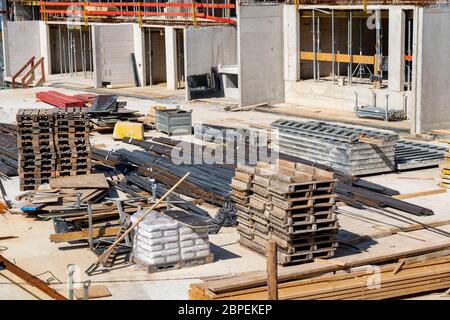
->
<box><xmin>39</xmin><ymin>1</ymin><xmax>236</xmax><ymax>25</ymax></box>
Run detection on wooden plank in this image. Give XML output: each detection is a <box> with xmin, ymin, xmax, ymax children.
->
<box><xmin>393</xmin><ymin>189</ymin><xmax>447</xmax><ymax>200</ymax></box>
<box><xmin>342</xmin><ymin>219</ymin><xmax>450</xmax><ymax>245</ymax></box>
<box><xmin>205</xmin><ymin>240</ymin><xmax>450</xmax><ymax>294</ymax></box>
<box><xmin>49</xmin><ymin>173</ymin><xmax>109</xmax><ymax>189</ymax></box>
<box><xmin>0</xmin><ymin>255</ymin><xmax>67</xmax><ymax>300</ymax></box>
<box><xmin>299</xmin><ymin>51</ymin><xmax>375</xmax><ymax>65</ymax></box>
<box><xmin>0</xmin><ymin>236</ymin><xmax>18</xmax><ymax>241</ymax></box>
<box><xmin>74</xmin><ymin>285</ymin><xmax>112</xmax><ymax>300</ymax></box>
<box><xmin>49</xmin><ymin>226</ymin><xmax>121</xmax><ymax>243</ymax></box>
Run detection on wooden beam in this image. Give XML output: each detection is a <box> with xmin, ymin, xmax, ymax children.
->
<box><xmin>49</xmin><ymin>226</ymin><xmax>122</xmax><ymax>243</ymax></box>
<box><xmin>393</xmin><ymin>189</ymin><xmax>447</xmax><ymax>200</ymax></box>
<box><xmin>300</xmin><ymin>51</ymin><xmax>375</xmax><ymax>65</ymax></box>
<box><xmin>266</xmin><ymin>241</ymin><xmax>278</xmax><ymax>300</ymax></box>
<box><xmin>0</xmin><ymin>255</ymin><xmax>67</xmax><ymax>300</ymax></box>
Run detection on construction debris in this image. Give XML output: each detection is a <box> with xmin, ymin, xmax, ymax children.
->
<box><xmin>272</xmin><ymin>119</ymin><xmax>398</xmax><ymax>176</ymax></box>
<box><xmin>88</xmin><ymin>95</ymin><xmax>141</xmax><ymax>132</ymax></box>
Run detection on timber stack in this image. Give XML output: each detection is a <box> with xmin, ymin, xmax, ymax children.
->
<box><xmin>439</xmin><ymin>148</ymin><xmax>450</xmax><ymax>189</ymax></box>
<box><xmin>233</xmin><ymin>159</ymin><xmax>339</xmax><ymax>265</ymax></box>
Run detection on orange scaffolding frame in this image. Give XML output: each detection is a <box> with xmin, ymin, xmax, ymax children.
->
<box><xmin>38</xmin><ymin>1</ymin><xmax>236</xmax><ymax>25</ymax></box>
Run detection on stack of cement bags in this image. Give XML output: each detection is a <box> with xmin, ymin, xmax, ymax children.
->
<box><xmin>131</xmin><ymin>210</ymin><xmax>213</xmax><ymax>272</ymax></box>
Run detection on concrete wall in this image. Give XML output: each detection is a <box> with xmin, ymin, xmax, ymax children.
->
<box><xmin>92</xmin><ymin>24</ymin><xmax>135</xmax><ymax>88</ymax></box>
<box><xmin>3</xmin><ymin>21</ymin><xmax>41</xmax><ymax>78</ymax></box>
<box><xmin>184</xmin><ymin>26</ymin><xmax>237</xmax><ymax>77</ymax></box>
<box><xmin>388</xmin><ymin>8</ymin><xmax>405</xmax><ymax>91</ymax></box>
<box><xmin>238</xmin><ymin>4</ymin><xmax>284</xmax><ymax>107</ymax></box>
<box><xmin>415</xmin><ymin>7</ymin><xmax>450</xmax><ymax>132</ymax></box>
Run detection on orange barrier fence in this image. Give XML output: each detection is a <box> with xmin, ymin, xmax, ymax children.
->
<box><xmin>39</xmin><ymin>1</ymin><xmax>236</xmax><ymax>25</ymax></box>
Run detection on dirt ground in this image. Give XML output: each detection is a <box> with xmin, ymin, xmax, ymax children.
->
<box><xmin>1</xmin><ymin>86</ymin><xmax>450</xmax><ymax>300</ymax></box>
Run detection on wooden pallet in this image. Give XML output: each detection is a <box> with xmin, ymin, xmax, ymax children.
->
<box><xmin>134</xmin><ymin>253</ymin><xmax>214</xmax><ymax>273</ymax></box>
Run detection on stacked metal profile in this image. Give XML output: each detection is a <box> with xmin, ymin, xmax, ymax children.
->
<box><xmin>272</xmin><ymin>119</ymin><xmax>398</xmax><ymax>176</ymax></box>
<box><xmin>234</xmin><ymin>160</ymin><xmax>339</xmax><ymax>265</ymax></box>
<box><xmin>439</xmin><ymin>149</ymin><xmax>450</xmax><ymax>189</ymax></box>
<box><xmin>356</xmin><ymin>106</ymin><xmax>407</xmax><ymax>121</ymax></box>
<box><xmin>17</xmin><ymin>109</ymin><xmax>56</xmax><ymax>191</ymax></box>
<box><xmin>53</xmin><ymin>108</ymin><xmax>91</xmax><ymax>176</ymax></box>
<box><xmin>395</xmin><ymin>140</ymin><xmax>447</xmax><ymax>170</ymax></box>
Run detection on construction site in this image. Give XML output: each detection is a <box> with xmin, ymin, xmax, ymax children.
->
<box><xmin>1</xmin><ymin>0</ymin><xmax>450</xmax><ymax>303</ymax></box>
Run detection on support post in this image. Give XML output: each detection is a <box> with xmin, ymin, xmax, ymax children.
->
<box><xmin>266</xmin><ymin>240</ymin><xmax>278</xmax><ymax>300</ymax></box>
<box><xmin>165</xmin><ymin>26</ymin><xmax>178</xmax><ymax>90</ymax></box>
<box><xmin>347</xmin><ymin>11</ymin><xmax>352</xmax><ymax>86</ymax></box>
<box><xmin>331</xmin><ymin>9</ymin><xmax>335</xmax><ymax>83</ymax></box>
<box><xmin>87</xmin><ymin>201</ymin><xmax>93</xmax><ymax>251</ymax></box>
<box><xmin>388</xmin><ymin>8</ymin><xmax>406</xmax><ymax>91</ymax></box>
<box><xmin>312</xmin><ymin>10</ymin><xmax>317</xmax><ymax>82</ymax></box>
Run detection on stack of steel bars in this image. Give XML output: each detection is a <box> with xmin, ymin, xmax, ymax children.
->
<box><xmin>0</xmin><ymin>123</ymin><xmax>18</xmax><ymax>176</ymax></box>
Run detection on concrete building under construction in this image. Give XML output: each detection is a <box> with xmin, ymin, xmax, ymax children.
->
<box><xmin>1</xmin><ymin>0</ymin><xmax>450</xmax><ymax>133</ymax></box>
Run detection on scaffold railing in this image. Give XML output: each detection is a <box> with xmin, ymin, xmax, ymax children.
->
<box><xmin>38</xmin><ymin>1</ymin><xmax>236</xmax><ymax>26</ymax></box>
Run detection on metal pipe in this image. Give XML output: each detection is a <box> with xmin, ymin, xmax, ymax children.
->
<box><xmin>372</xmin><ymin>91</ymin><xmax>377</xmax><ymax>108</ymax></box>
<box><xmin>407</xmin><ymin>18</ymin><xmax>412</xmax><ymax>91</ymax></box>
<box><xmin>403</xmin><ymin>94</ymin><xmax>408</xmax><ymax>117</ymax></box>
<box><xmin>385</xmin><ymin>94</ymin><xmax>389</xmax><ymax>121</ymax></box>
<box><xmin>73</xmin><ymin>29</ymin><xmax>78</xmax><ymax>77</ymax></box>
<box><xmin>347</xmin><ymin>11</ymin><xmax>352</xmax><ymax>86</ymax></box>
<box><xmin>354</xmin><ymin>91</ymin><xmax>358</xmax><ymax>112</ymax></box>
<box><xmin>331</xmin><ymin>10</ymin><xmax>335</xmax><ymax>84</ymax></box>
<box><xmin>76</xmin><ymin>192</ymin><xmax>81</xmax><ymax>209</ymax></box>
<box><xmin>317</xmin><ymin>17</ymin><xmax>320</xmax><ymax>81</ymax></box>
<box><xmin>83</xmin><ymin>280</ymin><xmax>91</xmax><ymax>300</ymax></box>
<box><xmin>67</xmin><ymin>264</ymin><xmax>75</xmax><ymax>300</ymax></box>
<box><xmin>58</xmin><ymin>26</ymin><xmax>63</xmax><ymax>77</ymax></box>
<box><xmin>87</xmin><ymin>201</ymin><xmax>93</xmax><ymax>252</ymax></box>
<box><xmin>88</xmin><ymin>26</ymin><xmax>93</xmax><ymax>79</ymax></box>
<box><xmin>81</xmin><ymin>27</ymin><xmax>86</xmax><ymax>79</ymax></box>
<box><xmin>312</xmin><ymin>10</ymin><xmax>317</xmax><ymax>82</ymax></box>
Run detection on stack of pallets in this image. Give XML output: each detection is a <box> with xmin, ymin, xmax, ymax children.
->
<box><xmin>53</xmin><ymin>108</ymin><xmax>91</xmax><ymax>177</ymax></box>
<box><xmin>17</xmin><ymin>109</ymin><xmax>56</xmax><ymax>191</ymax></box>
<box><xmin>439</xmin><ymin>149</ymin><xmax>450</xmax><ymax>189</ymax></box>
<box><xmin>233</xmin><ymin>159</ymin><xmax>339</xmax><ymax>265</ymax></box>
<box><xmin>231</xmin><ymin>164</ymin><xmax>254</xmax><ymax>238</ymax></box>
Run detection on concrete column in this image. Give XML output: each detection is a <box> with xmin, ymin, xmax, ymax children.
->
<box><xmin>283</xmin><ymin>5</ymin><xmax>300</xmax><ymax>81</ymax></box>
<box><xmin>165</xmin><ymin>26</ymin><xmax>178</xmax><ymax>90</ymax></box>
<box><xmin>388</xmin><ymin>8</ymin><xmax>405</xmax><ymax>92</ymax></box>
<box><xmin>39</xmin><ymin>21</ymin><xmax>51</xmax><ymax>76</ymax></box>
<box><xmin>91</xmin><ymin>25</ymin><xmax>102</xmax><ymax>88</ymax></box>
<box><xmin>133</xmin><ymin>24</ymin><xmax>145</xmax><ymax>87</ymax></box>
<box><xmin>1</xmin><ymin>19</ymin><xmax>10</xmax><ymax>76</ymax></box>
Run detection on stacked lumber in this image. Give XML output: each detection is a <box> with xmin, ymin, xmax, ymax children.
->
<box><xmin>53</xmin><ymin>107</ymin><xmax>91</xmax><ymax>176</ymax></box>
<box><xmin>439</xmin><ymin>149</ymin><xmax>450</xmax><ymax>189</ymax></box>
<box><xmin>16</xmin><ymin>173</ymin><xmax>109</xmax><ymax>214</ymax></box>
<box><xmin>190</xmin><ymin>255</ymin><xmax>450</xmax><ymax>300</ymax></box>
<box><xmin>230</xmin><ymin>164</ymin><xmax>254</xmax><ymax>221</ymax></box>
<box><xmin>233</xmin><ymin>159</ymin><xmax>339</xmax><ymax>265</ymax></box>
<box><xmin>17</xmin><ymin>109</ymin><xmax>56</xmax><ymax>190</ymax></box>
